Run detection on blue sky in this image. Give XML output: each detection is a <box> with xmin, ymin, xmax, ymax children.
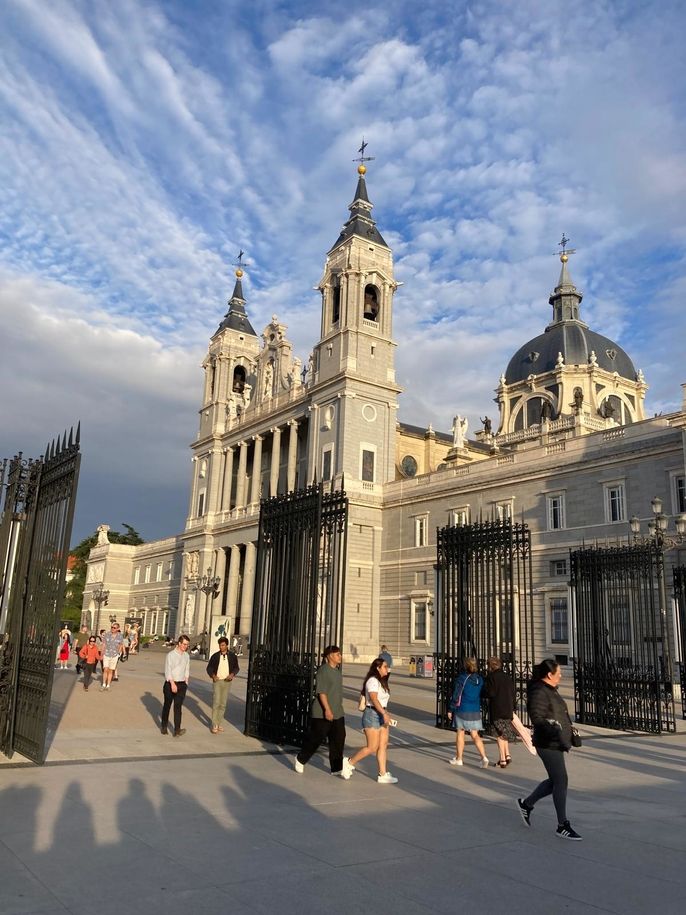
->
<box><xmin>1</xmin><ymin>0</ymin><xmax>685</xmax><ymax>542</ymax></box>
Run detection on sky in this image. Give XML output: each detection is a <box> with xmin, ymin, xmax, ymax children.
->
<box><xmin>1</xmin><ymin>0</ymin><xmax>685</xmax><ymax>544</ymax></box>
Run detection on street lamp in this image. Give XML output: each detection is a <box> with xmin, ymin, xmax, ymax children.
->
<box><xmin>629</xmin><ymin>499</ymin><xmax>686</xmax><ymax>683</ymax></box>
<box><xmin>92</xmin><ymin>583</ymin><xmax>110</xmax><ymax>627</ymax></box>
<box><xmin>195</xmin><ymin>567</ymin><xmax>221</xmax><ymax>658</ymax></box>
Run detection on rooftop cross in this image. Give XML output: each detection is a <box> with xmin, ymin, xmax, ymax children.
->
<box><xmin>352</xmin><ymin>136</ymin><xmax>375</xmax><ymax>174</ymax></box>
<box><xmin>554</xmin><ymin>233</ymin><xmax>577</xmax><ymax>263</ymax></box>
<box><xmin>232</xmin><ymin>249</ymin><xmax>251</xmax><ymax>278</ymax></box>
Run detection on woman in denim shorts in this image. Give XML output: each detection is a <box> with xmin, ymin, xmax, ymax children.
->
<box><xmin>342</xmin><ymin>658</ymin><xmax>398</xmax><ymax>784</ymax></box>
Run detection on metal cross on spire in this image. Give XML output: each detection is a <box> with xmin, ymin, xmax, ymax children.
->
<box><xmin>232</xmin><ymin>249</ymin><xmax>251</xmax><ymax>276</ymax></box>
<box><xmin>353</xmin><ymin>136</ymin><xmax>375</xmax><ymax>167</ymax></box>
<box><xmin>553</xmin><ymin>233</ymin><xmax>577</xmax><ymax>262</ymax></box>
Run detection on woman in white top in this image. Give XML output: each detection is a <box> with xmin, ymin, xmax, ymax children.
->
<box><xmin>343</xmin><ymin>658</ymin><xmax>398</xmax><ymax>784</ymax></box>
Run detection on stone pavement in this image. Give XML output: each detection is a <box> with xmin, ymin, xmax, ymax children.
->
<box><xmin>0</xmin><ymin>651</ymin><xmax>685</xmax><ymax>914</ymax></box>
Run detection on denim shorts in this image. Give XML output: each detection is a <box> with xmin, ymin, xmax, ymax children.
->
<box><xmin>361</xmin><ymin>707</ymin><xmax>385</xmax><ymax>729</ymax></box>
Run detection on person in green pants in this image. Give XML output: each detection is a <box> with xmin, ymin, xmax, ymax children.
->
<box><xmin>206</xmin><ymin>637</ymin><xmax>240</xmax><ymax>733</ymax></box>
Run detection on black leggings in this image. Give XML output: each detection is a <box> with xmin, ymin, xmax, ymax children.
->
<box><xmin>525</xmin><ymin>747</ymin><xmax>568</xmax><ymax>824</ymax></box>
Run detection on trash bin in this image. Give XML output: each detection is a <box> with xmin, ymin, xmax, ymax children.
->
<box><xmin>409</xmin><ymin>656</ymin><xmax>416</xmax><ymax>676</ymax></box>
<box><xmin>416</xmin><ymin>655</ymin><xmax>434</xmax><ymax>678</ymax></box>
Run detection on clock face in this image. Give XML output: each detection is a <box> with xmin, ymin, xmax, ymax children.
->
<box><xmin>401</xmin><ymin>455</ymin><xmax>418</xmax><ymax>478</ymax></box>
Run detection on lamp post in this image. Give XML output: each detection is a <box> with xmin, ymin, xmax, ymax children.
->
<box><xmin>92</xmin><ymin>584</ymin><xmax>110</xmax><ymax>629</ymax></box>
<box><xmin>196</xmin><ymin>567</ymin><xmax>221</xmax><ymax>658</ymax></box>
<box><xmin>629</xmin><ymin>499</ymin><xmax>686</xmax><ymax>683</ymax></box>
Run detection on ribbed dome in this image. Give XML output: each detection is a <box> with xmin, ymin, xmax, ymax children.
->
<box><xmin>504</xmin><ymin>255</ymin><xmax>637</xmax><ymax>384</ymax></box>
<box><xmin>505</xmin><ymin>323</ymin><xmax>636</xmax><ymax>384</ymax></box>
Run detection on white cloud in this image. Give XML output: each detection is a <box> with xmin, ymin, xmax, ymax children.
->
<box><xmin>0</xmin><ymin>0</ymin><xmax>685</xmax><ymax>539</ymax></box>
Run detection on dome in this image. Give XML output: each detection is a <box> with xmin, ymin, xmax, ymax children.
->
<box><xmin>505</xmin><ymin>322</ymin><xmax>636</xmax><ymax>384</ymax></box>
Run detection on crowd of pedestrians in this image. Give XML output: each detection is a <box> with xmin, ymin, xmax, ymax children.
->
<box><xmin>293</xmin><ymin>645</ymin><xmax>583</xmax><ymax>841</ymax></box>
<box><xmin>56</xmin><ymin>625</ymin><xmax>583</xmax><ymax>839</ymax></box>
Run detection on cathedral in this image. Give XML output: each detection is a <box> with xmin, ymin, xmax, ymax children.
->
<box><xmin>84</xmin><ymin>161</ymin><xmax>686</xmax><ymax>665</ymax></box>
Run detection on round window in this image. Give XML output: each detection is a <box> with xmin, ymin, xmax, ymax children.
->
<box><xmin>400</xmin><ymin>455</ymin><xmax>418</xmax><ymax>478</ymax></box>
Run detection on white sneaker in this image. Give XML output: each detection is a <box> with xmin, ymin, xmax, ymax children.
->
<box><xmin>480</xmin><ymin>757</ymin><xmax>490</xmax><ymax>768</ymax></box>
<box><xmin>449</xmin><ymin>757</ymin><xmax>463</xmax><ymax>766</ymax></box>
<box><xmin>294</xmin><ymin>757</ymin><xmax>304</xmax><ymax>774</ymax></box>
<box><xmin>341</xmin><ymin>757</ymin><xmax>354</xmax><ymax>779</ymax></box>
<box><xmin>377</xmin><ymin>772</ymin><xmax>398</xmax><ymax>784</ymax></box>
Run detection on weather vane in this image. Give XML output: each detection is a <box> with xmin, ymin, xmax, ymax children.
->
<box><xmin>554</xmin><ymin>234</ymin><xmax>576</xmax><ymax>263</ymax></box>
<box><xmin>353</xmin><ymin>137</ymin><xmax>375</xmax><ymax>172</ymax></box>
<box><xmin>233</xmin><ymin>249</ymin><xmax>251</xmax><ymax>277</ymax></box>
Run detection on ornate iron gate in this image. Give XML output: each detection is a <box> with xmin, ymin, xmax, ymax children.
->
<box><xmin>435</xmin><ymin>519</ymin><xmax>535</xmax><ymax>728</ymax></box>
<box><xmin>245</xmin><ymin>481</ymin><xmax>348</xmax><ymax>746</ymax></box>
<box><xmin>0</xmin><ymin>428</ymin><xmax>81</xmax><ymax>763</ymax></box>
<box><xmin>570</xmin><ymin>543</ymin><xmax>676</xmax><ymax>733</ymax></box>
<box><xmin>674</xmin><ymin>565</ymin><xmax>686</xmax><ymax>719</ymax></box>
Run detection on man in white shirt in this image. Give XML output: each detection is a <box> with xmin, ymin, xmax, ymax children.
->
<box><xmin>161</xmin><ymin>634</ymin><xmax>191</xmax><ymax>736</ymax></box>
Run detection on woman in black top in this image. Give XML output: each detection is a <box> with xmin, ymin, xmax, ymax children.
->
<box><xmin>516</xmin><ymin>659</ymin><xmax>582</xmax><ymax>841</ymax></box>
<box><xmin>485</xmin><ymin>657</ymin><xmax>516</xmax><ymax>768</ymax></box>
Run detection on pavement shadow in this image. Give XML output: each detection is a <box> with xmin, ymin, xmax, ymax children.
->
<box><xmin>140</xmin><ymin>689</ymin><xmax>162</xmax><ymax>726</ymax></box>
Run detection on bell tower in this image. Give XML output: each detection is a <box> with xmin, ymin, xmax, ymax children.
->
<box><xmin>309</xmin><ymin>144</ymin><xmax>401</xmax><ymax>488</ymax></box>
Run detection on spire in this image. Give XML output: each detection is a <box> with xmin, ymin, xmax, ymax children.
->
<box><xmin>548</xmin><ymin>234</ymin><xmax>584</xmax><ymax>326</ymax></box>
<box><xmin>328</xmin><ymin>140</ymin><xmax>388</xmax><ymax>253</ymax></box>
<box><xmin>214</xmin><ymin>253</ymin><xmax>257</xmax><ymax>337</ymax></box>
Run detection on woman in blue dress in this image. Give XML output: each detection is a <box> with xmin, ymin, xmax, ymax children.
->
<box><xmin>447</xmin><ymin>657</ymin><xmax>490</xmax><ymax>768</ymax></box>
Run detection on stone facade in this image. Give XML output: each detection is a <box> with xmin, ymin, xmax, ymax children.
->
<box><xmin>84</xmin><ymin>167</ymin><xmax>686</xmax><ymax>665</ymax></box>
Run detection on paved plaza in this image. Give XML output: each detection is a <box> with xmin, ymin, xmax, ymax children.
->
<box><xmin>0</xmin><ymin>650</ymin><xmax>685</xmax><ymax>914</ymax></box>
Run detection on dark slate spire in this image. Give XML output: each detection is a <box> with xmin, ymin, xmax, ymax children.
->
<box><xmin>214</xmin><ymin>268</ymin><xmax>257</xmax><ymax>337</ymax></box>
<box><xmin>548</xmin><ymin>250</ymin><xmax>584</xmax><ymax>327</ymax></box>
<box><xmin>328</xmin><ymin>163</ymin><xmax>389</xmax><ymax>253</ymax></box>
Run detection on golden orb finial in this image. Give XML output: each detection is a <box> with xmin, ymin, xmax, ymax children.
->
<box><xmin>358</xmin><ymin>163</ymin><xmax>366</xmax><ymax>175</ymax></box>
<box><xmin>235</xmin><ymin>267</ymin><xmax>244</xmax><ymax>278</ymax></box>
<box><xmin>560</xmin><ymin>253</ymin><xmax>568</xmax><ymax>263</ymax></box>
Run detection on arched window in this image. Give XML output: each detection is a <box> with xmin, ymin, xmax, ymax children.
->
<box><xmin>599</xmin><ymin>395</ymin><xmax>632</xmax><ymax>425</ymax></box>
<box><xmin>332</xmin><ymin>278</ymin><xmax>341</xmax><ymax>324</ymax></box>
<box><xmin>514</xmin><ymin>396</ymin><xmax>554</xmax><ymax>432</ymax></box>
<box><xmin>232</xmin><ymin>365</ymin><xmax>246</xmax><ymax>393</ymax></box>
<box><xmin>363</xmin><ymin>284</ymin><xmax>379</xmax><ymax>321</ymax></box>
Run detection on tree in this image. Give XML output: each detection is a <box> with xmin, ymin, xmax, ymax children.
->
<box><xmin>63</xmin><ymin>524</ymin><xmax>145</xmax><ymax>622</ymax></box>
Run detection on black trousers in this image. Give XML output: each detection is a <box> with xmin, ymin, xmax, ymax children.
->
<box><xmin>83</xmin><ymin>662</ymin><xmax>96</xmax><ymax>688</ymax></box>
<box><xmin>525</xmin><ymin>747</ymin><xmax>568</xmax><ymax>824</ymax></box>
<box><xmin>297</xmin><ymin>717</ymin><xmax>346</xmax><ymax>773</ymax></box>
<box><xmin>161</xmin><ymin>681</ymin><xmax>188</xmax><ymax>731</ymax></box>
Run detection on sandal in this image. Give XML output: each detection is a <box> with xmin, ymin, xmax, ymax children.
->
<box><xmin>217</xmin><ymin>726</ymin><xmax>224</xmax><ymax>732</ymax></box>
<box><xmin>210</xmin><ymin>727</ymin><xmax>219</xmax><ymax>734</ymax></box>
<box><xmin>497</xmin><ymin>760</ymin><xmax>508</xmax><ymax>768</ymax></box>
<box><xmin>505</xmin><ymin>755</ymin><xmax>512</xmax><ymax>766</ymax></box>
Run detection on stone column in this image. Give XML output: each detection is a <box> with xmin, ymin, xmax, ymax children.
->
<box><xmin>239</xmin><ymin>542</ymin><xmax>257</xmax><ymax>636</ymax></box>
<box><xmin>214</xmin><ymin>547</ymin><xmax>227</xmax><ymax>615</ymax></box>
<box><xmin>269</xmin><ymin>426</ymin><xmax>281</xmax><ymax>496</ymax></box>
<box><xmin>226</xmin><ymin>544</ymin><xmax>241</xmax><ymax>619</ymax></box>
<box><xmin>250</xmin><ymin>435</ymin><xmax>263</xmax><ymax>504</ymax></box>
<box><xmin>221</xmin><ymin>447</ymin><xmax>234</xmax><ymax>510</ymax></box>
<box><xmin>287</xmin><ymin>420</ymin><xmax>298</xmax><ymax>492</ymax></box>
<box><xmin>234</xmin><ymin>441</ymin><xmax>248</xmax><ymax>508</ymax></box>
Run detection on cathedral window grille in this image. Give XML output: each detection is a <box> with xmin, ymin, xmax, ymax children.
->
<box><xmin>197</xmin><ymin>490</ymin><xmax>206</xmax><ymax>517</ymax></box>
<box><xmin>411</xmin><ymin>600</ymin><xmax>429</xmax><ymax>642</ymax></box>
<box><xmin>550</xmin><ymin>597</ymin><xmax>568</xmax><ymax>644</ymax></box>
<box><xmin>360</xmin><ymin>446</ymin><xmax>375</xmax><ymax>483</ymax></box>
<box><xmin>155</xmin><ymin>562</ymin><xmax>163</xmax><ymax>582</ymax></box>
<box><xmin>603</xmin><ymin>482</ymin><xmax>625</xmax><ymax>523</ymax></box>
<box><xmin>450</xmin><ymin>507</ymin><xmax>469</xmax><ymax>526</ymax></box>
<box><xmin>321</xmin><ymin>445</ymin><xmax>334</xmax><ymax>482</ymax></box>
<box><xmin>414</xmin><ymin>515</ymin><xmax>428</xmax><ymax>547</ymax></box>
<box><xmin>547</xmin><ymin>493</ymin><xmax>566</xmax><ymax>530</ymax></box>
<box><xmin>550</xmin><ymin>558</ymin><xmax>567</xmax><ymax>577</ymax></box>
<box><xmin>144</xmin><ymin>564</ymin><xmax>151</xmax><ymax>584</ymax></box>
<box><xmin>133</xmin><ymin>567</ymin><xmax>140</xmax><ymax>585</ymax></box>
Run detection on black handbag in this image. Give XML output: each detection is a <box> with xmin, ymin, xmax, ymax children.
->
<box><xmin>571</xmin><ymin>727</ymin><xmax>582</xmax><ymax>748</ymax></box>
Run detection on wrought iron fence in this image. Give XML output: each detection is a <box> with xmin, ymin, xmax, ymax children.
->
<box><xmin>0</xmin><ymin>428</ymin><xmax>81</xmax><ymax>763</ymax></box>
<box><xmin>674</xmin><ymin>565</ymin><xmax>686</xmax><ymax>719</ymax></box>
<box><xmin>244</xmin><ymin>481</ymin><xmax>348</xmax><ymax>746</ymax></box>
<box><xmin>571</xmin><ymin>543</ymin><xmax>676</xmax><ymax>733</ymax></box>
<box><xmin>434</xmin><ymin>519</ymin><xmax>535</xmax><ymax>729</ymax></box>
